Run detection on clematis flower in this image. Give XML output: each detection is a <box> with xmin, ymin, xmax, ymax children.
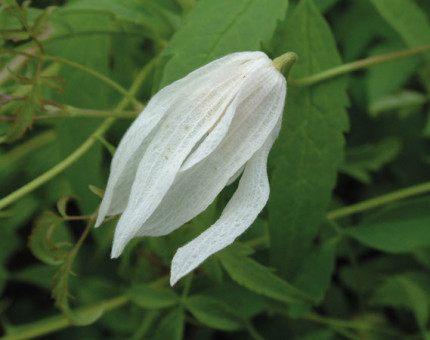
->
<box><xmin>96</xmin><ymin>51</ymin><xmax>293</xmax><ymax>285</ymax></box>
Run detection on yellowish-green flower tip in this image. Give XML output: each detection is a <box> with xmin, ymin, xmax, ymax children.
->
<box><xmin>272</xmin><ymin>52</ymin><xmax>298</xmax><ymax>77</ymax></box>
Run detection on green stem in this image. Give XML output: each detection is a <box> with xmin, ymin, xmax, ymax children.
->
<box><xmin>40</xmin><ymin>105</ymin><xmax>138</xmax><ymax>120</ymax></box>
<box><xmin>0</xmin><ymin>295</ymin><xmax>129</xmax><ymax>340</ymax></box>
<box><xmin>326</xmin><ymin>181</ymin><xmax>430</xmax><ymax>220</ymax></box>
<box><xmin>130</xmin><ymin>311</ymin><xmax>160</xmax><ymax>340</ymax></box>
<box><xmin>0</xmin><ymin>118</ymin><xmax>114</xmax><ymax>210</ymax></box>
<box><xmin>42</xmin><ymin>54</ymin><xmax>144</xmax><ymax>109</ymax></box>
<box><xmin>290</xmin><ymin>43</ymin><xmax>430</xmax><ymax>87</ymax></box>
<box><xmin>0</xmin><ymin>56</ymin><xmax>158</xmax><ymax>211</ymax></box>
<box><xmin>2</xmin><ymin>275</ymin><xmax>169</xmax><ymax>340</ymax></box>
<box><xmin>181</xmin><ymin>273</ymin><xmax>193</xmax><ymax>299</ymax></box>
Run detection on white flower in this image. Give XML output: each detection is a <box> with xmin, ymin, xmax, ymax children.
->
<box><xmin>95</xmin><ymin>51</ymin><xmax>287</xmax><ymax>285</ymax></box>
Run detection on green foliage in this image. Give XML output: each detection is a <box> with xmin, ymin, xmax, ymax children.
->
<box><xmin>1</xmin><ymin>0</ymin><xmax>430</xmax><ymax>339</ymax></box>
<box><xmin>185</xmin><ymin>295</ymin><xmax>244</xmax><ymax>331</ymax></box>
<box><xmin>152</xmin><ymin>307</ymin><xmax>184</xmax><ymax>340</ymax></box>
<box><xmin>127</xmin><ymin>284</ymin><xmax>180</xmax><ymax>309</ymax></box>
<box><xmin>160</xmin><ymin>0</ymin><xmax>288</xmax><ymax>86</ymax></box>
<box><xmin>268</xmin><ymin>0</ymin><xmax>348</xmax><ymax>279</ymax></box>
<box><xmin>345</xmin><ymin>197</ymin><xmax>430</xmax><ymax>253</ymax></box>
<box><xmin>340</xmin><ymin>138</ymin><xmax>401</xmax><ymax>184</ymax></box>
<box><xmin>219</xmin><ymin>246</ymin><xmax>311</xmax><ymax>304</ymax></box>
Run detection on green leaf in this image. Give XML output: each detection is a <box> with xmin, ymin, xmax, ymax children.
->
<box><xmin>369</xmin><ymin>0</ymin><xmax>430</xmax><ymax>90</ymax></box>
<box><xmin>199</xmin><ymin>280</ymin><xmax>276</xmax><ymax>319</ymax></box>
<box><xmin>31</xmin><ymin>6</ymin><xmax>57</xmax><ymax>36</ymax></box>
<box><xmin>372</xmin><ymin>276</ymin><xmax>429</xmax><ymax>333</ymax></box>
<box><xmin>366</xmin><ymin>43</ymin><xmax>420</xmax><ymax>106</ymax></box>
<box><xmin>293</xmin><ymin>242</ymin><xmax>337</xmax><ymax>304</ymax></box>
<box><xmin>369</xmin><ymin>0</ymin><xmax>430</xmax><ymax>49</ymax></box>
<box><xmin>346</xmin><ymin>197</ymin><xmax>430</xmax><ymax>253</ymax></box>
<box><xmin>127</xmin><ymin>284</ymin><xmax>180</xmax><ymax>309</ymax></box>
<box><xmin>1</xmin><ymin>84</ymin><xmax>41</xmax><ymax>143</ymax></box>
<box><xmin>340</xmin><ymin>138</ymin><xmax>401</xmax><ymax>184</ymax></box>
<box><xmin>46</xmin><ymin>11</ymin><xmax>112</xmax><ymax>213</ymax></box>
<box><xmin>268</xmin><ymin>0</ymin><xmax>349</xmax><ymax>279</ymax></box>
<box><xmin>12</xmin><ymin>264</ymin><xmax>57</xmax><ymax>291</ymax></box>
<box><xmin>160</xmin><ymin>0</ymin><xmax>288</xmax><ymax>86</ymax></box>
<box><xmin>152</xmin><ymin>307</ymin><xmax>184</xmax><ymax>340</ymax></box>
<box><xmin>185</xmin><ymin>295</ymin><xmax>244</xmax><ymax>331</ymax></box>
<box><xmin>28</xmin><ymin>212</ymin><xmax>71</xmax><ymax>266</ymax></box>
<box><xmin>345</xmin><ymin>216</ymin><xmax>430</xmax><ymax>253</ymax></box>
<box><xmin>88</xmin><ymin>185</ymin><xmax>105</xmax><ymax>199</ymax></box>
<box><xmin>56</xmin><ymin>0</ymin><xmax>179</xmax><ymax>41</ymax></box>
<box><xmin>53</xmin><ymin>258</ymin><xmax>104</xmax><ymax>326</ymax></box>
<box><xmin>219</xmin><ymin>247</ymin><xmax>310</xmax><ymax>304</ymax></box>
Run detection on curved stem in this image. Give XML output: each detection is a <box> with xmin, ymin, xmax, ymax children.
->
<box><xmin>327</xmin><ymin>181</ymin><xmax>430</xmax><ymax>220</ymax></box>
<box><xmin>0</xmin><ymin>295</ymin><xmax>129</xmax><ymax>340</ymax></box>
<box><xmin>0</xmin><ymin>56</ymin><xmax>158</xmax><ymax>211</ymax></box>
<box><xmin>289</xmin><ymin>44</ymin><xmax>430</xmax><ymax>87</ymax></box>
<box><xmin>2</xmin><ymin>275</ymin><xmax>169</xmax><ymax>340</ymax></box>
<box><xmin>0</xmin><ymin>118</ymin><xmax>114</xmax><ymax>210</ymax></box>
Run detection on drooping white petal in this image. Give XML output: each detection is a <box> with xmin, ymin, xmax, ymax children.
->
<box><xmin>135</xmin><ymin>68</ymin><xmax>286</xmax><ymax>238</ymax></box>
<box><xmin>96</xmin><ymin>52</ymin><xmax>266</xmax><ymax>228</ymax></box>
<box><xmin>170</xmin><ymin>117</ymin><xmax>282</xmax><ymax>285</ymax></box>
<box><xmin>111</xmin><ymin>55</ymin><xmax>271</xmax><ymax>257</ymax></box>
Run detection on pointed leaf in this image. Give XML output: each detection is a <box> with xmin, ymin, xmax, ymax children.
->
<box><xmin>127</xmin><ymin>285</ymin><xmax>180</xmax><ymax>309</ymax></box>
<box><xmin>185</xmin><ymin>295</ymin><xmax>244</xmax><ymax>331</ymax></box>
<box><xmin>219</xmin><ymin>247</ymin><xmax>311</xmax><ymax>304</ymax></box>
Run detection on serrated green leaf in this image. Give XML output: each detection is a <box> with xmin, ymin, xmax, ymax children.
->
<box><xmin>53</xmin><ymin>257</ymin><xmax>104</xmax><ymax>326</ymax></box>
<box><xmin>219</xmin><ymin>247</ymin><xmax>310</xmax><ymax>304</ymax></box>
<box><xmin>340</xmin><ymin>138</ymin><xmax>401</xmax><ymax>184</ymax></box>
<box><xmin>371</xmin><ymin>276</ymin><xmax>429</xmax><ymax>333</ymax></box>
<box><xmin>185</xmin><ymin>295</ymin><xmax>243</xmax><ymax>331</ymax></box>
<box><xmin>127</xmin><ymin>285</ymin><xmax>180</xmax><ymax>309</ymax></box>
<box><xmin>293</xmin><ymin>242</ymin><xmax>337</xmax><ymax>304</ymax></box>
<box><xmin>153</xmin><ymin>307</ymin><xmax>184</xmax><ymax>340</ymax></box>
<box><xmin>160</xmin><ymin>0</ymin><xmax>288</xmax><ymax>87</ymax></box>
<box><xmin>268</xmin><ymin>0</ymin><xmax>348</xmax><ymax>279</ymax></box>
<box><xmin>28</xmin><ymin>212</ymin><xmax>71</xmax><ymax>266</ymax></box>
